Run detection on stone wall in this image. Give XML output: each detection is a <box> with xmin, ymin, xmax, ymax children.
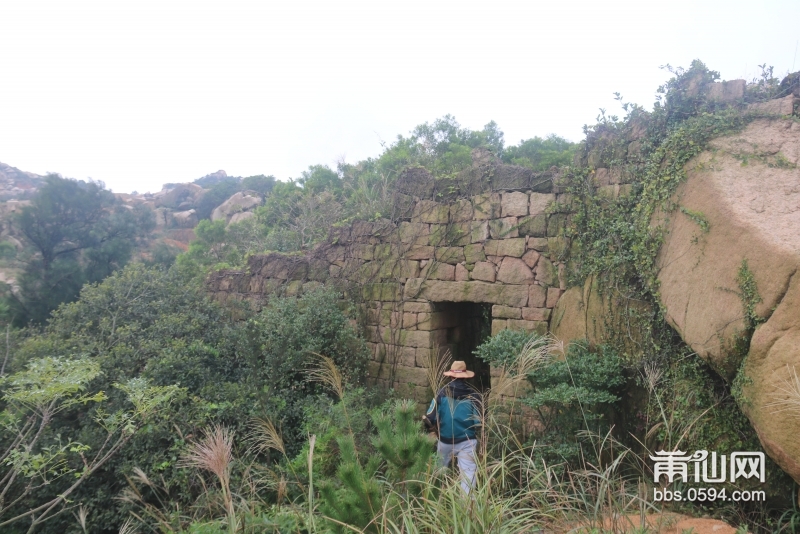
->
<box><xmin>206</xmin><ymin>155</ymin><xmax>586</xmax><ymax>400</ymax></box>
<box><xmin>207</xmin><ymin>79</ymin><xmax>796</xmax><ymax>403</ymax></box>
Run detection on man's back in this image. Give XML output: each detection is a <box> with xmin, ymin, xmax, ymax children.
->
<box><xmin>428</xmin><ymin>380</ymin><xmax>482</xmax><ymax>444</ymax></box>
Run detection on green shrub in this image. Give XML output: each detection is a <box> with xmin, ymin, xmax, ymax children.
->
<box><xmin>523</xmin><ymin>343</ymin><xmax>625</xmax><ymax>467</ymax></box>
<box><xmin>0</xmin><ymin>241</ymin><xmax>17</xmax><ymax>260</ymax></box>
<box><xmin>475</xmin><ymin>333</ymin><xmax>626</xmax><ymax>468</ymax></box>
<box><xmin>473</xmin><ymin>328</ymin><xmax>534</xmax><ymax>369</ymax></box>
<box><xmin>317</xmin><ymin>400</ymin><xmax>435</xmax><ymax>533</ymax></box>
<box><xmin>245</xmin><ymin>287</ymin><xmax>369</xmax><ymax>455</ymax></box>
<box><xmin>6</xmin><ymin>266</ymin><xmax>369</xmax><ymax>532</ymax></box>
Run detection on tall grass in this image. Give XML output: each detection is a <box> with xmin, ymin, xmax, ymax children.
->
<box><xmin>180</xmin><ymin>425</ymin><xmax>237</xmax><ymax>534</ymax></box>
<box><xmin>119</xmin><ymin>343</ymin><xmax>666</xmax><ymax>534</ymax></box>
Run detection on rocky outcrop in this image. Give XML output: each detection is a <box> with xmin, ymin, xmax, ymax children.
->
<box><xmin>155</xmin><ymin>183</ymin><xmax>206</xmax><ymax>210</ymax></box>
<box><xmin>550</xmin><ymin>275</ymin><xmax>649</xmax><ymax>354</ymax></box>
<box><xmin>0</xmin><ymin>162</ymin><xmax>45</xmax><ymax>199</ymax></box>
<box><xmin>656</xmin><ymin>118</ymin><xmax>800</xmax><ymax>481</ymax></box>
<box><xmin>211</xmin><ymin>191</ymin><xmax>262</xmax><ymax>225</ymax></box>
<box><xmin>172</xmin><ymin>209</ymin><xmax>198</xmax><ymax>228</ymax></box>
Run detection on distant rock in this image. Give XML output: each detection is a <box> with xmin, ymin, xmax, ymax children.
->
<box><xmin>0</xmin><ymin>162</ymin><xmax>46</xmax><ymax>199</ymax></box>
<box><xmin>155</xmin><ymin>183</ymin><xmax>206</xmax><ymax>209</ymax></box>
<box><xmin>211</xmin><ymin>191</ymin><xmax>262</xmax><ymax>225</ymax></box>
<box><xmin>172</xmin><ymin>209</ymin><xmax>198</xmax><ymax>228</ymax></box>
<box><xmin>228</xmin><ymin>211</ymin><xmax>255</xmax><ymax>225</ymax></box>
<box><xmin>193</xmin><ymin>170</ymin><xmax>231</xmax><ymax>188</ymax></box>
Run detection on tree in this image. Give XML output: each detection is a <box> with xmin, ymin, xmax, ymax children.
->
<box><xmin>0</xmin><ymin>356</ymin><xmax>180</xmax><ymax>532</ymax></box>
<box><xmin>299</xmin><ymin>165</ymin><xmax>341</xmax><ymax>196</ymax></box>
<box><xmin>9</xmin><ymin>175</ymin><xmax>154</xmax><ymax>325</ymax></box>
<box><xmin>502</xmin><ymin>134</ymin><xmax>576</xmax><ymax>171</ymax></box>
<box><xmin>241</xmin><ymin>174</ymin><xmax>276</xmax><ymax>197</ymax></box>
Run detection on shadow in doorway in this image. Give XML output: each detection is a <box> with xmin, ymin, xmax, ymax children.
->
<box><xmin>432</xmin><ymin>302</ymin><xmax>492</xmax><ymax>392</ymax></box>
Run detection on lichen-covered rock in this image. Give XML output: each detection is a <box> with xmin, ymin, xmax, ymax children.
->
<box><xmin>655</xmin><ymin>118</ymin><xmax>800</xmax><ymax>482</ymax></box>
<box><xmin>484</xmin><ymin>238</ymin><xmax>525</xmax><ymax>257</ymax></box>
<box><xmin>464</xmin><ymin>244</ymin><xmax>486</xmax><ymax>264</ymax></box>
<box><xmin>412</xmin><ymin>200</ymin><xmax>449</xmax><ymax>224</ymax></box>
<box><xmin>404</xmin><ymin>279</ymin><xmax>529</xmax><ymax>307</ymax></box>
<box><xmin>550</xmin><ymin>275</ymin><xmax>648</xmax><ymax>353</ymax></box>
<box><xmin>489</xmin><ymin>217</ymin><xmax>519</xmax><ymax>239</ymax></box>
<box><xmin>550</xmin><ymin>276</ymin><xmax>606</xmax><ymax>349</ymax></box>
<box><xmin>534</xmin><ymin>257</ymin><xmax>558</xmax><ymax>286</ymax></box>
<box><xmin>496</xmin><ymin>257</ymin><xmax>534</xmax><ymax>285</ymax></box>
<box><xmin>471</xmin><ymin>262</ymin><xmax>496</xmax><ymax>282</ymax></box>
<box><xmin>501</xmin><ymin>192</ymin><xmax>528</xmax><ymax>217</ymax></box>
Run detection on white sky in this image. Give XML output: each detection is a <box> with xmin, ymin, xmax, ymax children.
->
<box><xmin>1</xmin><ymin>0</ymin><xmax>799</xmax><ymax>194</ymax></box>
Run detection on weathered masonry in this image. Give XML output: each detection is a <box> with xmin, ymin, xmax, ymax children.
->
<box><xmin>207</xmin><ymin>150</ymin><xmax>630</xmax><ymax>399</ymax></box>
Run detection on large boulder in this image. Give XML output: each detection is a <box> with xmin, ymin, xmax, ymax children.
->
<box><xmin>172</xmin><ymin>209</ymin><xmax>198</xmax><ymax>228</ymax></box>
<box><xmin>550</xmin><ymin>275</ymin><xmax>648</xmax><ymax>354</ymax></box>
<box><xmin>211</xmin><ymin>191</ymin><xmax>262</xmax><ymax>225</ymax></box>
<box><xmin>655</xmin><ymin>117</ymin><xmax>800</xmax><ymax>481</ymax></box>
<box><xmin>156</xmin><ymin>183</ymin><xmax>205</xmax><ymax>209</ymax></box>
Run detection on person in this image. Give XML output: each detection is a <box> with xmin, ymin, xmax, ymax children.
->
<box><xmin>422</xmin><ymin>360</ymin><xmax>482</xmax><ymax>494</ymax></box>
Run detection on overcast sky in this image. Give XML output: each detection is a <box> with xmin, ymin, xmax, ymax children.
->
<box><xmin>1</xmin><ymin>0</ymin><xmax>799</xmax><ymax>194</ymax></box>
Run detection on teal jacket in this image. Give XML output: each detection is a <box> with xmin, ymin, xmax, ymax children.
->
<box><xmin>424</xmin><ymin>379</ymin><xmax>482</xmax><ymax>444</ymax></box>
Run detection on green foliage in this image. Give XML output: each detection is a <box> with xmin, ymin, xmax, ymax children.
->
<box><xmin>289</xmin><ymin>388</ymin><xmax>377</xmax><ymax>482</ymax></box>
<box><xmin>145</xmin><ymin>241</ymin><xmax>182</xmax><ymax>268</ymax></box>
<box><xmin>680</xmin><ymin>207</ymin><xmax>710</xmax><ymax>233</ymax></box>
<box><xmin>174</xmin><ymin>115</ymin><xmax>574</xmax><ymax>277</ymax></box>
<box><xmin>0</xmin><ymin>241</ymin><xmax>17</xmax><ymax>260</ymax></box>
<box><xmin>177</xmin><ymin>217</ymin><xmax>280</xmax><ymax>276</ymax></box>
<box><xmin>559</xmin><ymin>60</ymin><xmax>798</xmax><ymax>527</ymax></box>
<box><xmin>195</xmin><ymin>178</ymin><xmax>242</xmax><ymax>220</ymax></box>
<box><xmin>475</xmin><ymin>332</ymin><xmax>626</xmax><ymax>467</ymax></box>
<box><xmin>318</xmin><ymin>399</ymin><xmax>434</xmax><ymax>533</ymax></box>
<box><xmin>370</xmin><ymin>399</ymin><xmax>435</xmax><ymax>491</ymax></box>
<box><xmin>299</xmin><ymin>165</ymin><xmax>341</xmax><ymax>196</ymax></box>
<box><xmin>736</xmin><ymin>259</ymin><xmax>764</xmax><ymax>331</ymax></box>
<box><xmin>502</xmin><ymin>134</ymin><xmax>576</xmax><ymax>170</ymax></box>
<box><xmin>3</xmin><ymin>265</ymin><xmax>370</xmax><ymax>532</ymax></box>
<box><xmin>318</xmin><ymin>434</ymin><xmax>383</xmax><ymax>533</ymax></box>
<box><xmin>241</xmin><ymin>174</ymin><xmax>276</xmax><ymax>197</ymax></box>
<box><xmin>473</xmin><ymin>328</ymin><xmax>534</xmax><ymax>368</ymax></box>
<box><xmin>8</xmin><ymin>174</ymin><xmax>154</xmax><ymax>325</ymax></box>
<box><xmin>569</xmin><ymin>106</ymin><xmax>749</xmax><ymax>294</ymax></box>
<box><xmin>523</xmin><ymin>343</ymin><xmax>625</xmax><ymax>466</ymax></box>
<box><xmin>0</xmin><ymin>355</ymin><xmax>180</xmax><ymax>531</ymax></box>
<box><xmin>656</xmin><ymin>60</ymin><xmax>722</xmax><ymax>126</ymax></box>
<box><xmin>2</xmin><ymin>356</ymin><xmax>104</xmax><ymax>412</ymax></box>
<box><xmin>640</xmin><ymin>352</ymin><xmax>793</xmax><ymax>510</ymax></box>
<box><xmin>744</xmin><ymin>63</ymin><xmax>787</xmax><ymax>103</ymax></box>
<box><xmin>404</xmin><ymin>115</ymin><xmax>504</xmax><ymax>177</ymax></box>
<box><xmin>245</xmin><ymin>287</ymin><xmax>369</xmax><ymax>454</ymax></box>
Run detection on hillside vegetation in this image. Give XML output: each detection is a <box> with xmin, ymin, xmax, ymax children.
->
<box><xmin>1</xmin><ymin>61</ymin><xmax>799</xmax><ymax>534</ymax></box>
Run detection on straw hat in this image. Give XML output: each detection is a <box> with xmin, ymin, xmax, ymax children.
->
<box><xmin>443</xmin><ymin>361</ymin><xmax>475</xmax><ymax>378</ymax></box>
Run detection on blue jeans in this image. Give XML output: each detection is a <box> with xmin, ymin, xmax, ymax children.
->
<box><xmin>437</xmin><ymin>438</ymin><xmax>477</xmax><ymax>494</ymax></box>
